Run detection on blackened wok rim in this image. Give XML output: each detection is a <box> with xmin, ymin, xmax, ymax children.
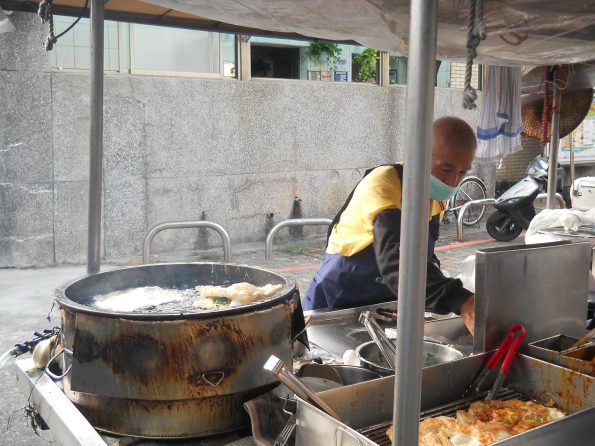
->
<box><xmin>53</xmin><ymin>262</ymin><xmax>298</xmax><ymax>321</ymax></box>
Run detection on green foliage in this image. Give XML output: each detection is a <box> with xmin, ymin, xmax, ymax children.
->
<box><xmin>353</xmin><ymin>48</ymin><xmax>379</xmax><ymax>83</ymax></box>
<box><xmin>278</xmin><ymin>241</ymin><xmax>304</xmax><ymax>254</ymax></box>
<box><xmin>306</xmin><ymin>42</ymin><xmax>343</xmax><ymax>69</ymax></box>
<box><xmin>197</xmin><ymin>251</ymin><xmax>221</xmax><ymax>260</ymax></box>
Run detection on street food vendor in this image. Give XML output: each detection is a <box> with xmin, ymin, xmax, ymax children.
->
<box><xmin>303</xmin><ymin>116</ymin><xmax>476</xmax><ymax>334</ymax></box>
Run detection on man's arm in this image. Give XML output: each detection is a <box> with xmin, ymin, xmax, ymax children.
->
<box><xmin>372</xmin><ymin>209</ymin><xmax>473</xmax><ymax>315</ymax></box>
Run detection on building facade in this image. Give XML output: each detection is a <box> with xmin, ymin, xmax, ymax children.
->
<box><xmin>1</xmin><ymin>12</ymin><xmax>485</xmax><ymax>267</ymax></box>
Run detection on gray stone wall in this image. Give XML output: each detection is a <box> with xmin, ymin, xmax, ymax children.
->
<box><xmin>1</xmin><ymin>13</ymin><xmax>482</xmax><ymax>267</ymax></box>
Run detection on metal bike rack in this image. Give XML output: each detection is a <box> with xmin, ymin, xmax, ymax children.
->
<box><xmin>535</xmin><ymin>192</ymin><xmax>566</xmax><ymax>210</ymax></box>
<box><xmin>456</xmin><ymin>193</ymin><xmax>566</xmax><ymax>241</ymax></box>
<box><xmin>265</xmin><ymin>218</ymin><xmax>332</xmax><ymax>259</ymax></box>
<box><xmin>143</xmin><ymin>221</ymin><xmax>231</xmax><ymax>264</ymax></box>
<box><xmin>456</xmin><ymin>199</ymin><xmax>496</xmax><ymax>241</ymax></box>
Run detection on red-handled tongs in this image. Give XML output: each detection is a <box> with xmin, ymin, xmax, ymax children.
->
<box><xmin>463</xmin><ymin>324</ymin><xmax>526</xmax><ymax>400</ymax></box>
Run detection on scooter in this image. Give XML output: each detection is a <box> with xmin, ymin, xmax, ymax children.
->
<box><xmin>486</xmin><ymin>155</ymin><xmax>565</xmax><ymax>242</ymax></box>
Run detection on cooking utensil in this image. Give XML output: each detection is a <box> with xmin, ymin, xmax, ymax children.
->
<box><xmin>298</xmin><ymin>363</ymin><xmax>343</xmax><ymax>384</ymax></box>
<box><xmin>273</xmin><ymin>376</ymin><xmax>342</xmax><ymax>402</ymax></box>
<box><xmin>355</xmin><ymin>340</ymin><xmax>464</xmax><ymax>376</ymax></box>
<box><xmin>375</xmin><ymin>308</ymin><xmax>435</xmax><ymax>323</ymax></box>
<box><xmin>464</xmin><ymin>324</ymin><xmax>526</xmax><ymax>400</ymax></box>
<box><xmin>295</xmin><ymin>353</ymin><xmax>595</xmax><ymax>446</ymax></box>
<box><xmin>358</xmin><ymin>310</ymin><xmax>396</xmax><ymax>369</ymax></box>
<box><xmin>375</xmin><ymin>308</ymin><xmax>398</xmax><ymax>323</ymax></box>
<box><xmin>560</xmin><ymin>327</ymin><xmax>595</xmax><ymax>354</ymax></box>
<box><xmin>264</xmin><ymin>355</ymin><xmax>342</xmax><ymax>422</ymax></box>
<box><xmin>56</xmin><ymin>262</ymin><xmax>301</xmax><ymax>438</ymax></box>
<box><xmin>528</xmin><ymin>334</ymin><xmax>595</xmax><ymax>377</ymax></box>
<box><xmin>330</xmin><ymin>365</ymin><xmax>381</xmax><ymax>385</ymax></box>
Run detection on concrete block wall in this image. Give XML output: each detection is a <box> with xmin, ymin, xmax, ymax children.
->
<box><xmin>1</xmin><ymin>13</ymin><xmax>482</xmax><ymax>267</ymax></box>
<box><xmin>449</xmin><ymin>62</ymin><xmax>479</xmax><ymax>89</ymax></box>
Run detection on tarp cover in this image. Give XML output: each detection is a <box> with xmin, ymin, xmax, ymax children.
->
<box><xmin>146</xmin><ymin>0</ymin><xmax>595</xmax><ymax>65</ymax></box>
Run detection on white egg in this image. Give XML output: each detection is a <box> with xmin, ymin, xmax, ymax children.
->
<box><xmin>342</xmin><ymin>349</ymin><xmax>361</xmax><ymax>366</ymax></box>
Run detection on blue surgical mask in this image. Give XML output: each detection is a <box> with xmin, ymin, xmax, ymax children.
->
<box><xmin>430</xmin><ymin>175</ymin><xmax>457</xmax><ymax>201</ymax></box>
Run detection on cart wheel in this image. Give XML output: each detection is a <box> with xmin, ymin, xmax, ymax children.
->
<box><xmin>486</xmin><ymin>211</ymin><xmax>523</xmax><ymax>242</ymax></box>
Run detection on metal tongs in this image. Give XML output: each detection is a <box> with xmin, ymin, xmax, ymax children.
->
<box><xmin>359</xmin><ymin>310</ymin><xmax>396</xmax><ymax>369</ymax></box>
<box><xmin>464</xmin><ymin>323</ymin><xmax>526</xmax><ymax>400</ymax></box>
<box><xmin>263</xmin><ymin>355</ymin><xmax>342</xmax><ymax>421</ymax></box>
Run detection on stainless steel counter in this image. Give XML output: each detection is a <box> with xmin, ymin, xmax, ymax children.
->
<box><xmin>304</xmin><ymin>302</ymin><xmax>472</xmax><ymax>360</ymax></box>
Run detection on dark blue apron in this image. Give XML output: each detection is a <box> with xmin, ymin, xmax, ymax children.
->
<box><xmin>303</xmin><ymin>165</ymin><xmax>440</xmax><ymax>310</ymax></box>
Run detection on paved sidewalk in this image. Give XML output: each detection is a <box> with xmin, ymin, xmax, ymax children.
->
<box><xmin>0</xmin><ymin>220</ymin><xmax>521</xmax><ymax>445</ymax></box>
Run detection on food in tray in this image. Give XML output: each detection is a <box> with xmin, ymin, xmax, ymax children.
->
<box><xmin>193</xmin><ymin>282</ymin><xmax>283</xmax><ymax>307</ymax></box>
<box><xmin>386</xmin><ymin>399</ymin><xmax>565</xmax><ymax>445</ymax></box>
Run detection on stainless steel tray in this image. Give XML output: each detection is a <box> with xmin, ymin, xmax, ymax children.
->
<box><xmin>295</xmin><ymin>353</ymin><xmax>595</xmax><ymax>446</ymax></box>
<box><xmin>528</xmin><ymin>334</ymin><xmax>595</xmax><ymax>377</ymax></box>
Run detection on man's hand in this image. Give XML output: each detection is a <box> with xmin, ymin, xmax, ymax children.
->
<box><xmin>460</xmin><ymin>295</ymin><xmax>475</xmax><ymax>335</ymax></box>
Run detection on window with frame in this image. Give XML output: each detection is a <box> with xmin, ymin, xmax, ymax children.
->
<box><xmin>50</xmin><ymin>16</ymin><xmax>236</xmax><ymax>78</ymax></box>
<box><xmin>51</xmin><ymin>16</ymin><xmax>119</xmax><ymax>71</ymax></box>
<box><xmin>130</xmin><ymin>24</ymin><xmax>220</xmax><ymax>76</ymax></box>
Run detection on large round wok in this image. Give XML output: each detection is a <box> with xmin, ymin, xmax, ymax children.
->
<box><xmin>55</xmin><ymin>262</ymin><xmax>304</xmax><ymax>438</ymax></box>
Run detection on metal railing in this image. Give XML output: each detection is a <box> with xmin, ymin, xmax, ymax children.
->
<box><xmin>143</xmin><ymin>221</ymin><xmax>231</xmax><ymax>264</ymax></box>
<box><xmin>535</xmin><ymin>192</ymin><xmax>566</xmax><ymax>210</ymax></box>
<box><xmin>265</xmin><ymin>218</ymin><xmax>332</xmax><ymax>259</ymax></box>
<box><xmin>456</xmin><ymin>199</ymin><xmax>496</xmax><ymax>241</ymax></box>
<box><xmin>456</xmin><ymin>193</ymin><xmax>566</xmax><ymax>241</ymax></box>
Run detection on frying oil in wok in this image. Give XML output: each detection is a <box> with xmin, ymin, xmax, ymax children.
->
<box><xmin>90</xmin><ymin>281</ymin><xmax>282</xmax><ymax>313</ymax></box>
<box><xmin>91</xmin><ymin>285</ymin><xmax>231</xmax><ymax>313</ymax></box>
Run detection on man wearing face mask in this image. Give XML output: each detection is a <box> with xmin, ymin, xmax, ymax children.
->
<box><xmin>303</xmin><ymin>116</ymin><xmax>476</xmax><ymax>335</ymax></box>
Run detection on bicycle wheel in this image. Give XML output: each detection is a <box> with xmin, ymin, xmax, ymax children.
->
<box><xmin>452</xmin><ymin>176</ymin><xmax>488</xmax><ymax>227</ymax></box>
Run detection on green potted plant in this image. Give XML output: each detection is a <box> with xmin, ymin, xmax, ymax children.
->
<box><xmin>306</xmin><ymin>42</ymin><xmax>342</xmax><ymax>71</ymax></box>
<box><xmin>353</xmin><ymin>48</ymin><xmax>379</xmax><ymax>83</ymax></box>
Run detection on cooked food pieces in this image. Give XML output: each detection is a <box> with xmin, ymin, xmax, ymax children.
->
<box><xmin>194</xmin><ymin>282</ymin><xmax>283</xmax><ymax>306</ymax></box>
<box><xmin>387</xmin><ymin>424</ymin><xmax>395</xmax><ymax>442</ymax></box>
<box><xmin>92</xmin><ymin>286</ymin><xmax>186</xmax><ymax>312</ymax></box>
<box><xmin>386</xmin><ymin>399</ymin><xmax>565</xmax><ymax>445</ymax></box>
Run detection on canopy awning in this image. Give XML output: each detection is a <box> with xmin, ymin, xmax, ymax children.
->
<box><xmin>3</xmin><ymin>0</ymin><xmax>595</xmax><ymax>65</ymax></box>
<box><xmin>0</xmin><ymin>0</ymin><xmax>352</xmax><ymax>42</ymax></box>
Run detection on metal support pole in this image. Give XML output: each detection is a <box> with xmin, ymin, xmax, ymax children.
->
<box><xmin>546</xmin><ymin>80</ymin><xmax>561</xmax><ymax>209</ymax></box>
<box><xmin>570</xmin><ymin>136</ymin><xmax>575</xmax><ymax>195</ymax></box>
<box><xmin>87</xmin><ymin>0</ymin><xmax>105</xmax><ymax>274</ymax></box>
<box><xmin>235</xmin><ymin>35</ymin><xmax>251</xmax><ymax>80</ymax></box>
<box><xmin>393</xmin><ymin>1</ymin><xmax>438</xmax><ymax>445</ymax></box>
<box><xmin>379</xmin><ymin>51</ymin><xmax>390</xmax><ymax>87</ymax></box>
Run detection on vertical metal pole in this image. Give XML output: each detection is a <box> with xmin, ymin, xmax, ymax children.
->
<box><xmin>393</xmin><ymin>1</ymin><xmax>438</xmax><ymax>445</ymax></box>
<box><xmin>379</xmin><ymin>51</ymin><xmax>390</xmax><ymax>87</ymax></box>
<box><xmin>87</xmin><ymin>0</ymin><xmax>105</xmax><ymax>274</ymax></box>
<box><xmin>546</xmin><ymin>83</ymin><xmax>561</xmax><ymax>209</ymax></box>
<box><xmin>235</xmin><ymin>35</ymin><xmax>251</xmax><ymax>81</ymax></box>
<box><xmin>569</xmin><ymin>135</ymin><xmax>575</xmax><ymax>194</ymax></box>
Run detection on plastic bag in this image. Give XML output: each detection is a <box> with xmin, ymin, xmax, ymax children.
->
<box><xmin>455</xmin><ymin>255</ymin><xmax>476</xmax><ymax>293</ymax></box>
<box><xmin>525</xmin><ymin>208</ymin><xmax>595</xmax><ymax>244</ymax></box>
